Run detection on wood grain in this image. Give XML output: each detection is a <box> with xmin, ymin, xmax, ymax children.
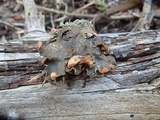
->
<box><xmin>0</xmin><ymin>30</ymin><xmax>159</xmax><ymax>89</ymax></box>
<box><xmin>0</xmin><ymin>30</ymin><xmax>160</xmax><ymax>119</ymax></box>
<box><xmin>0</xmin><ymin>83</ymin><xmax>159</xmax><ymax>119</ymax></box>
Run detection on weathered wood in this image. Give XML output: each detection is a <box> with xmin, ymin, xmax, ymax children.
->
<box><xmin>0</xmin><ymin>30</ymin><xmax>159</xmax><ymax>89</ymax></box>
<box><xmin>0</xmin><ymin>30</ymin><xmax>160</xmax><ymax>119</ymax></box>
<box><xmin>0</xmin><ymin>83</ymin><xmax>159</xmax><ymax>119</ymax></box>
<box><xmin>0</xmin><ymin>0</ymin><xmax>159</xmax><ymax>119</ymax></box>
<box><xmin>22</xmin><ymin>0</ymin><xmax>51</xmax><ymax>41</ymax></box>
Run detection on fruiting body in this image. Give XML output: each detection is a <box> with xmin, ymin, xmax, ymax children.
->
<box><xmin>101</xmin><ymin>68</ymin><xmax>109</xmax><ymax>74</ymax></box>
<box><xmin>81</xmin><ymin>55</ymin><xmax>94</xmax><ymax>67</ymax></box>
<box><xmin>50</xmin><ymin>72</ymin><xmax>58</xmax><ymax>80</ymax></box>
<box><xmin>67</xmin><ymin>55</ymin><xmax>83</xmax><ymax>68</ymax></box>
<box><xmin>37</xmin><ymin>41</ymin><xmax>43</xmax><ymax>51</ymax></box>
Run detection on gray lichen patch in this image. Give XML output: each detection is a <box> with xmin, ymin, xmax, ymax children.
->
<box><xmin>60</xmin><ymin>19</ymin><xmax>93</xmax><ymax>28</ymax></box>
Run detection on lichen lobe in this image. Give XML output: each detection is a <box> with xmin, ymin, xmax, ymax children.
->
<box><xmin>38</xmin><ymin>20</ymin><xmax>116</xmax><ymax>85</ymax></box>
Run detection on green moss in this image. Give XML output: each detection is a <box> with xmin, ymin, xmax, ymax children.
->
<box><xmin>95</xmin><ymin>0</ymin><xmax>107</xmax><ymax>12</ymax></box>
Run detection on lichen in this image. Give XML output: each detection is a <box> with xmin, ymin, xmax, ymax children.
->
<box><xmin>60</xmin><ymin>19</ymin><xmax>93</xmax><ymax>28</ymax></box>
<box><xmin>38</xmin><ymin>19</ymin><xmax>116</xmax><ymax>87</ymax></box>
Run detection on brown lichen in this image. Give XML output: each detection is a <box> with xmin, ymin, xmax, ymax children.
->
<box><xmin>67</xmin><ymin>55</ymin><xmax>83</xmax><ymax>68</ymax></box>
<box><xmin>38</xmin><ymin>20</ymin><xmax>116</xmax><ymax>86</ymax></box>
<box><xmin>37</xmin><ymin>41</ymin><xmax>43</xmax><ymax>51</ymax></box>
<box><xmin>50</xmin><ymin>72</ymin><xmax>58</xmax><ymax>80</ymax></box>
<box><xmin>81</xmin><ymin>55</ymin><xmax>94</xmax><ymax>67</ymax></box>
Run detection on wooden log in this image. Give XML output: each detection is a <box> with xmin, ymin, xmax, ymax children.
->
<box><xmin>0</xmin><ymin>83</ymin><xmax>159</xmax><ymax>120</ymax></box>
<box><xmin>0</xmin><ymin>30</ymin><xmax>159</xmax><ymax>119</ymax></box>
<box><xmin>0</xmin><ymin>30</ymin><xmax>159</xmax><ymax>89</ymax></box>
<box><xmin>1</xmin><ymin>1</ymin><xmax>159</xmax><ymax>119</ymax></box>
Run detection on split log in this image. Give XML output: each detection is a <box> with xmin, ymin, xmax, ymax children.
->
<box><xmin>0</xmin><ymin>30</ymin><xmax>160</xmax><ymax>119</ymax></box>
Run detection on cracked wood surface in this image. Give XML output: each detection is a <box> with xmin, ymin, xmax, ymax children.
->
<box><xmin>0</xmin><ymin>30</ymin><xmax>160</xmax><ymax>119</ymax></box>
<box><xmin>0</xmin><ymin>30</ymin><xmax>159</xmax><ymax>89</ymax></box>
<box><xmin>0</xmin><ymin>83</ymin><xmax>159</xmax><ymax>119</ymax></box>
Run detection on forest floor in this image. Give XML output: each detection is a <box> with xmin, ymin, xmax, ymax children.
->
<box><xmin>0</xmin><ymin>0</ymin><xmax>160</xmax><ymax>41</ymax></box>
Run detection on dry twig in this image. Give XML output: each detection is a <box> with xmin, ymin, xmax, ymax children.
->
<box><xmin>54</xmin><ymin>1</ymin><xmax>95</xmax><ymax>22</ymax></box>
<box><xmin>132</xmin><ymin>0</ymin><xmax>160</xmax><ymax>31</ymax></box>
<box><xmin>0</xmin><ymin>20</ymin><xmax>23</xmax><ymax>31</ymax></box>
<box><xmin>16</xmin><ymin>0</ymin><xmax>94</xmax><ymax>19</ymax></box>
<box><xmin>93</xmin><ymin>0</ymin><xmax>142</xmax><ymax>24</ymax></box>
